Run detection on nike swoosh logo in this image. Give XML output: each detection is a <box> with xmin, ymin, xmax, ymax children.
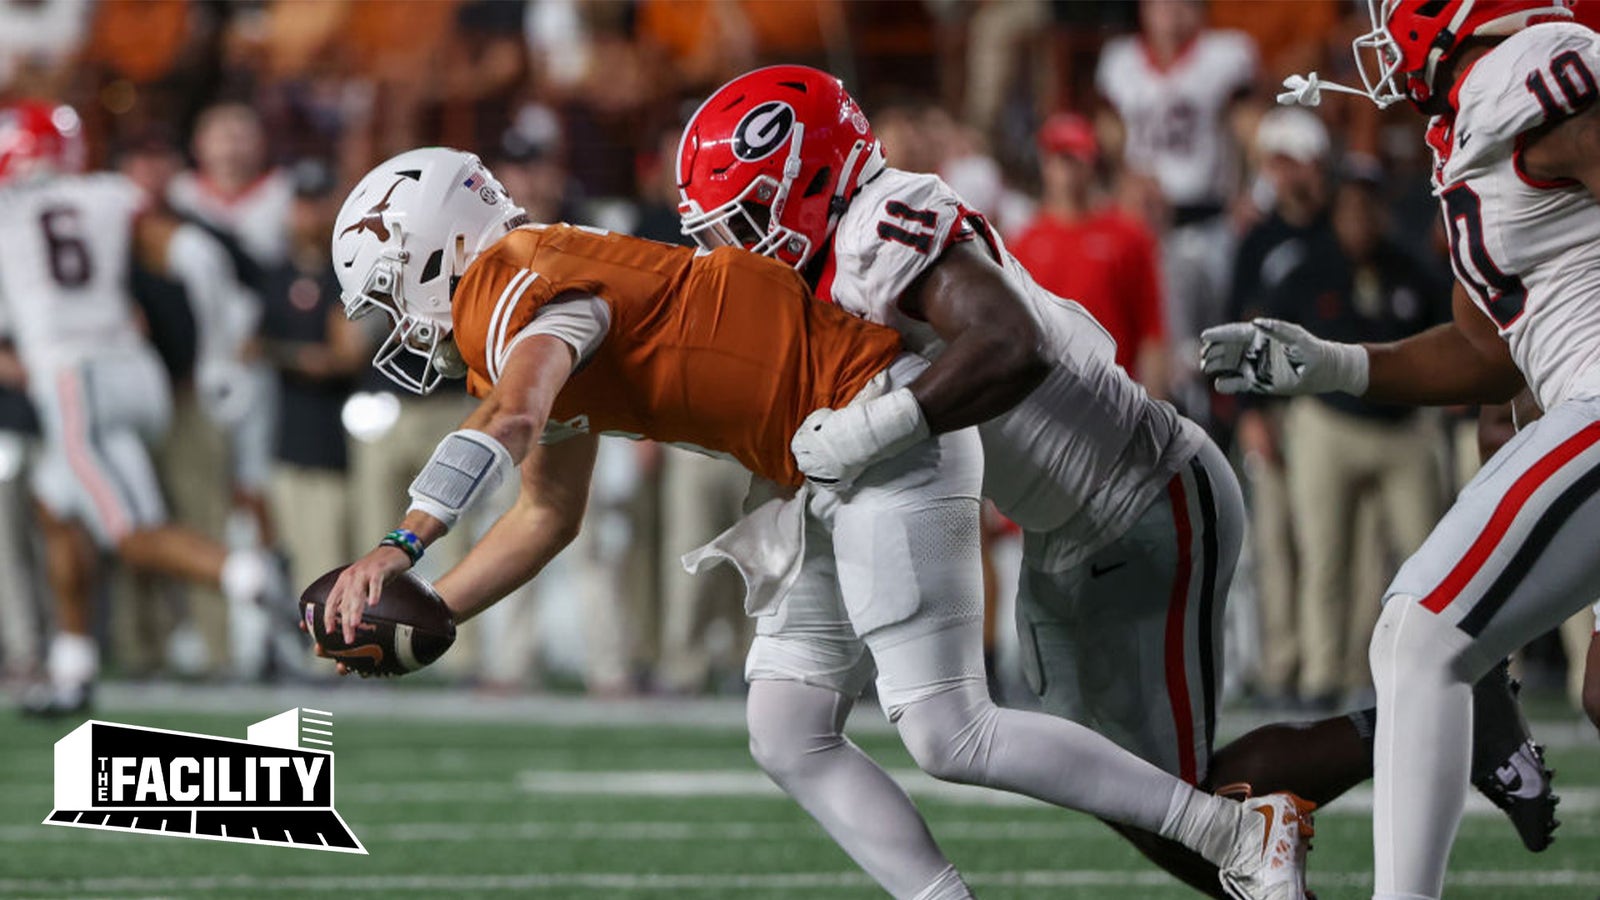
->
<box><xmin>1089</xmin><ymin>561</ymin><xmax>1127</xmax><ymax>578</ymax></box>
<box><xmin>1459</xmin><ymin>130</ymin><xmax>1471</xmax><ymax>148</ymax></box>
<box><xmin>334</xmin><ymin>644</ymin><xmax>385</xmax><ymax>665</ymax></box>
<box><xmin>1254</xmin><ymin>805</ymin><xmax>1275</xmax><ymax>858</ymax></box>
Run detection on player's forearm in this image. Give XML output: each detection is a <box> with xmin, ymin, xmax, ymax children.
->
<box><xmin>433</xmin><ymin>501</ymin><xmax>582</xmax><ymax>623</ymax></box>
<box><xmin>909</xmin><ymin>330</ymin><xmax>1050</xmax><ymax>433</ymax></box>
<box><xmin>1364</xmin><ymin>323</ymin><xmax>1524</xmax><ymax>406</ymax></box>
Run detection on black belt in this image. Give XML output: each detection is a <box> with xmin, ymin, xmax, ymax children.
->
<box><xmin>1172</xmin><ymin>202</ymin><xmax>1225</xmax><ymax>227</ymax></box>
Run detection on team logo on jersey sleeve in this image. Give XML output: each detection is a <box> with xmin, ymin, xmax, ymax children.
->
<box><xmin>732</xmin><ymin>102</ymin><xmax>796</xmax><ymax>162</ymax></box>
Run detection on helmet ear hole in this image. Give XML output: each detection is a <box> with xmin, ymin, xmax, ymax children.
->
<box><xmin>419</xmin><ymin>249</ymin><xmax>444</xmax><ymax>284</ymax></box>
<box><xmin>802</xmin><ymin>166</ymin><xmax>832</xmax><ymax>198</ymax></box>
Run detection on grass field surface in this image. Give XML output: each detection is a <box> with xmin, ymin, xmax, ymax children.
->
<box><xmin>0</xmin><ymin>685</ymin><xmax>1595</xmax><ymax>899</ymax></box>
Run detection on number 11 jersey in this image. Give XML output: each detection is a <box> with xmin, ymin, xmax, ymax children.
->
<box><xmin>1431</xmin><ymin>21</ymin><xmax>1600</xmax><ymax>411</ymax></box>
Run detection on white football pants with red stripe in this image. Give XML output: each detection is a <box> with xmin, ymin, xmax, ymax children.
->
<box><xmin>30</xmin><ymin>347</ymin><xmax>172</xmax><ymax>547</ymax></box>
<box><xmin>1016</xmin><ymin>438</ymin><xmax>1244</xmax><ymax>784</ymax></box>
<box><xmin>1372</xmin><ymin>393</ymin><xmax>1600</xmax><ymax>899</ymax></box>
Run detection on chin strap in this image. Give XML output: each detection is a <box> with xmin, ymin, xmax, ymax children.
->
<box><xmin>1277</xmin><ymin>72</ymin><xmax>1373</xmax><ymax>107</ymax></box>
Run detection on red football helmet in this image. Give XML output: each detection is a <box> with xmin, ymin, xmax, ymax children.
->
<box><xmin>1354</xmin><ymin>0</ymin><xmax>1573</xmax><ymax>109</ymax></box>
<box><xmin>677</xmin><ymin>65</ymin><xmax>884</xmax><ymax>269</ymax></box>
<box><xmin>0</xmin><ymin>100</ymin><xmax>85</xmax><ymax>186</ymax></box>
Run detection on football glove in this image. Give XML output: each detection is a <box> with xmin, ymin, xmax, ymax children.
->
<box><xmin>1200</xmin><ymin>318</ymin><xmax>1368</xmax><ymax>396</ymax></box>
<box><xmin>790</xmin><ymin>387</ymin><xmax>930</xmax><ymax>490</ymax></box>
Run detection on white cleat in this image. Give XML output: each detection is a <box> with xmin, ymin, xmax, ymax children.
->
<box><xmin>1217</xmin><ymin>792</ymin><xmax>1315</xmax><ymax>900</ymax></box>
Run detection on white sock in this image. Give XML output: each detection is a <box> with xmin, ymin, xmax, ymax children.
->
<box><xmin>220</xmin><ymin>549</ymin><xmax>270</xmax><ymax>606</ymax></box>
<box><xmin>1159</xmin><ymin>784</ymin><xmax>1241</xmax><ymax>865</ymax></box>
<box><xmin>1371</xmin><ymin>599</ymin><xmax>1474</xmax><ymax>900</ymax></box>
<box><xmin>47</xmin><ymin>632</ymin><xmax>98</xmax><ymax>688</ymax></box>
<box><xmin>911</xmin><ymin>865</ymin><xmax>972</xmax><ymax>900</ymax></box>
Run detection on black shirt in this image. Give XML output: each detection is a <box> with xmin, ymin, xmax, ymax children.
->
<box><xmin>1264</xmin><ymin>231</ymin><xmax>1450</xmax><ymax>423</ymax></box>
<box><xmin>258</xmin><ymin>261</ymin><xmax>353</xmax><ymax>471</ymax></box>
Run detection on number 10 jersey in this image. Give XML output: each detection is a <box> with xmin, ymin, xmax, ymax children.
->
<box><xmin>1430</xmin><ymin>21</ymin><xmax>1600</xmax><ymax>411</ymax></box>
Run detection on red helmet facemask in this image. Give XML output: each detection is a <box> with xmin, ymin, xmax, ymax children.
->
<box><xmin>0</xmin><ymin>100</ymin><xmax>85</xmax><ymax>187</ymax></box>
<box><xmin>677</xmin><ymin>65</ymin><xmax>885</xmax><ymax>269</ymax></box>
<box><xmin>1352</xmin><ymin>0</ymin><xmax>1573</xmax><ymax>111</ymax></box>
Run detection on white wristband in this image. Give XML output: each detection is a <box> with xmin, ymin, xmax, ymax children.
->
<box><xmin>851</xmin><ymin>387</ymin><xmax>931</xmax><ymax>466</ymax></box>
<box><xmin>1329</xmin><ymin>341</ymin><xmax>1371</xmax><ymax>396</ymax></box>
<box><xmin>407</xmin><ymin>429</ymin><xmax>514</xmax><ymax>530</ymax></box>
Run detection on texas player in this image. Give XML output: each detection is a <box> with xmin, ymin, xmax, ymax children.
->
<box><xmin>323</xmin><ymin>147</ymin><xmax>1314</xmax><ymax>900</ymax></box>
<box><xmin>1211</xmin><ymin>1</ymin><xmax>1600</xmax><ymax>895</ymax></box>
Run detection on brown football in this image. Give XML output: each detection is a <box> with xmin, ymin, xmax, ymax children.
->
<box><xmin>299</xmin><ymin>566</ymin><xmax>456</xmax><ymax>676</ymax></box>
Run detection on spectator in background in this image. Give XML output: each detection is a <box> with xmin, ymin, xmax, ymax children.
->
<box><xmin>1266</xmin><ymin>176</ymin><xmax>1449</xmax><ymax>709</ymax></box>
<box><xmin>1009</xmin><ymin>113</ymin><xmax>1169</xmax><ymax>396</ymax></box>
<box><xmin>489</xmin><ymin>107</ymin><xmax>582</xmax><ymax>226</ymax></box>
<box><xmin>1095</xmin><ymin>0</ymin><xmax>1257</xmax><ymax>422</ymax></box>
<box><xmin>1228</xmin><ymin>107</ymin><xmax>1334</xmax><ymax>706</ymax></box>
<box><xmin>0</xmin><ymin>323</ymin><xmax>44</xmax><ymax>685</ymax></box>
<box><xmin>257</xmin><ymin>160</ymin><xmax>364</xmax><ymax>596</ymax></box>
<box><xmin>168</xmin><ymin>103</ymin><xmax>292</xmax><ymax>273</ymax></box>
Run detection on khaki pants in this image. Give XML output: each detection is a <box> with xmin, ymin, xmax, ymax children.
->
<box><xmin>1285</xmin><ymin>398</ymin><xmax>1442</xmax><ymax>698</ymax></box>
<box><xmin>1243</xmin><ymin>448</ymin><xmax>1298</xmax><ymax>696</ymax></box>
<box><xmin>655</xmin><ymin>447</ymin><xmax>751</xmax><ymax>693</ymax></box>
<box><xmin>269</xmin><ymin>464</ymin><xmax>351</xmax><ymax>596</ymax></box>
<box><xmin>0</xmin><ymin>433</ymin><xmax>43</xmax><ymax>675</ymax></box>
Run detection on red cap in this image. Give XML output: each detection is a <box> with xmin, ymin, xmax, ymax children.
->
<box><xmin>1036</xmin><ymin>113</ymin><xmax>1097</xmax><ymax>162</ymax></box>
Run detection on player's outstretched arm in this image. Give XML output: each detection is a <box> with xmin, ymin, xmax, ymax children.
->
<box><xmin>323</xmin><ymin>335</ymin><xmax>577</xmax><ymax>643</ymax></box>
<box><xmin>899</xmin><ymin>241</ymin><xmax>1051</xmax><ymax>433</ymax></box>
<box><xmin>434</xmin><ymin>432</ymin><xmax>597</xmax><ymax>624</ymax></box>
<box><xmin>1201</xmin><ymin>284</ymin><xmax>1523</xmax><ymax>406</ymax></box>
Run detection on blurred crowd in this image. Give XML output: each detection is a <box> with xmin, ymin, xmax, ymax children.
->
<box><xmin>0</xmin><ymin>0</ymin><xmax>1595</xmax><ymax>712</ymax></box>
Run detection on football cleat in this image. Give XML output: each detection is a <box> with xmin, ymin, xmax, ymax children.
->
<box><xmin>1217</xmin><ymin>792</ymin><xmax>1315</xmax><ymax>900</ymax></box>
<box><xmin>1470</xmin><ymin>660</ymin><xmax>1558</xmax><ymax>852</ymax></box>
<box><xmin>19</xmin><ymin>680</ymin><xmax>92</xmax><ymax>718</ymax></box>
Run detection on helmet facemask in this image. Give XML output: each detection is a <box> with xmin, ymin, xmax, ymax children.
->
<box><xmin>340</xmin><ymin>229</ymin><xmax>462</xmax><ymax>395</ymax></box>
<box><xmin>1352</xmin><ymin>2</ymin><xmax>1411</xmax><ymax>109</ymax></box>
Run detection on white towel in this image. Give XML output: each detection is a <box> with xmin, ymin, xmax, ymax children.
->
<box><xmin>681</xmin><ymin>477</ymin><xmax>809</xmax><ymax>618</ymax></box>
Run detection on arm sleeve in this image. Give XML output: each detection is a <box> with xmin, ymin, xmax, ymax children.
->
<box><xmin>498</xmin><ymin>294</ymin><xmax>611</xmax><ymax>371</ymax></box>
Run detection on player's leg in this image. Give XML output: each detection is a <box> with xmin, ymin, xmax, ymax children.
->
<box><xmin>744</xmin><ymin>513</ymin><xmax>970</xmax><ymax>900</ymax></box>
<box><xmin>1371</xmin><ymin>399</ymin><xmax>1600</xmax><ymax>899</ymax></box>
<box><xmin>838</xmin><ymin>420</ymin><xmax>1308</xmax><ymax>894</ymax></box>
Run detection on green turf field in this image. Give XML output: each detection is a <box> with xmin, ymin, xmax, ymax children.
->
<box><xmin>0</xmin><ymin>688</ymin><xmax>1595</xmax><ymax>899</ymax></box>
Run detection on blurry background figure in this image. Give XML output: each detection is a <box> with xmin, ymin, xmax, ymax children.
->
<box><xmin>1095</xmin><ymin>0</ymin><xmax>1258</xmax><ymax>428</ymax></box>
<box><xmin>0</xmin><ymin>318</ymin><xmax>45</xmax><ymax>686</ymax></box>
<box><xmin>1008</xmin><ymin>112</ymin><xmax>1170</xmax><ymax>397</ymax></box>
<box><xmin>488</xmin><ymin>107</ymin><xmax>581</xmax><ymax>226</ymax></box>
<box><xmin>1226</xmin><ymin>107</ymin><xmax>1333</xmax><ymax>706</ymax></box>
<box><xmin>1265</xmin><ymin>175</ymin><xmax>1449</xmax><ymax>709</ymax></box>
<box><xmin>257</xmin><ymin>159</ymin><xmax>363</xmax><ymax>598</ymax></box>
<box><xmin>168</xmin><ymin>103</ymin><xmax>292</xmax><ymax>271</ymax></box>
<box><xmin>962</xmin><ymin>0</ymin><xmax>1053</xmax><ymax>137</ymax></box>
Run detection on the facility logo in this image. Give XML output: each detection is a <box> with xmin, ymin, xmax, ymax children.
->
<box><xmin>43</xmin><ymin>707</ymin><xmax>365</xmax><ymax>853</ymax></box>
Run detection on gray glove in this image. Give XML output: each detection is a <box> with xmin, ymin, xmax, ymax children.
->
<box><xmin>1200</xmin><ymin>318</ymin><xmax>1369</xmax><ymax>396</ymax></box>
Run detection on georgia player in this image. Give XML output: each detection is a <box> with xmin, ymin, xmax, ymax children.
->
<box><xmin>322</xmin><ymin>147</ymin><xmax>1315</xmax><ymax>900</ymax></box>
<box><xmin>677</xmin><ymin>65</ymin><xmax>1560</xmax><ymax>895</ymax></box>
<box><xmin>0</xmin><ymin>101</ymin><xmax>287</xmax><ymax>711</ymax></box>
<box><xmin>1205</xmin><ymin>1</ymin><xmax>1600</xmax><ymax>895</ymax></box>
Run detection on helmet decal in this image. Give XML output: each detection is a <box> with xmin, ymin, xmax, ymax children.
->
<box><xmin>733</xmin><ymin>101</ymin><xmax>796</xmax><ymax>162</ymax></box>
<box><xmin>338</xmin><ymin>174</ymin><xmax>415</xmax><ymax>245</ymax></box>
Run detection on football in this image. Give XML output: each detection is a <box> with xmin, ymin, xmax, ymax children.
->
<box><xmin>299</xmin><ymin>566</ymin><xmax>456</xmax><ymax>676</ymax></box>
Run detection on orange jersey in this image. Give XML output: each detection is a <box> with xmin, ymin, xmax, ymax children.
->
<box><xmin>450</xmin><ymin>225</ymin><xmax>903</xmax><ymax>486</ymax></box>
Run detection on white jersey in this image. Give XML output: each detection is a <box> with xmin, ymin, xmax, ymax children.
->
<box><xmin>825</xmin><ymin>168</ymin><xmax>1206</xmax><ymax>571</ymax></box>
<box><xmin>1430</xmin><ymin>22</ymin><xmax>1600</xmax><ymax>411</ymax></box>
<box><xmin>167</xmin><ymin>168</ymin><xmax>293</xmax><ymax>268</ymax></box>
<box><xmin>1096</xmin><ymin>30</ymin><xmax>1256</xmax><ymax>209</ymax></box>
<box><xmin>0</xmin><ymin>173</ymin><xmax>148</xmax><ymax>373</ymax></box>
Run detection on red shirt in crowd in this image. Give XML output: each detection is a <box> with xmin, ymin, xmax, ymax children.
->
<box><xmin>1007</xmin><ymin>209</ymin><xmax>1167</xmax><ymax>376</ymax></box>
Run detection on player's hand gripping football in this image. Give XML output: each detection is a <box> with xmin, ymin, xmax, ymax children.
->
<box><xmin>307</xmin><ymin>545</ymin><xmax>414</xmax><ymax>675</ymax></box>
<box><xmin>1200</xmin><ymin>318</ymin><xmax>1369</xmax><ymax>396</ymax></box>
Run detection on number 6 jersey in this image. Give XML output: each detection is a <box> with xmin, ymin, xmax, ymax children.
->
<box><xmin>1430</xmin><ymin>21</ymin><xmax>1600</xmax><ymax>411</ymax></box>
<box><xmin>0</xmin><ymin>173</ymin><xmax>147</xmax><ymax>374</ymax></box>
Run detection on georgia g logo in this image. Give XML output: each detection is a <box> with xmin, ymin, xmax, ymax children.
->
<box><xmin>732</xmin><ymin>102</ymin><xmax>796</xmax><ymax>162</ymax></box>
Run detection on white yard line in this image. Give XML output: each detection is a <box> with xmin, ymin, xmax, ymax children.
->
<box><xmin>0</xmin><ymin>869</ymin><xmax>1596</xmax><ymax>894</ymax></box>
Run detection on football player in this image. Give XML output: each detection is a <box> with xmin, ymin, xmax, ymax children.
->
<box><xmin>1207</xmin><ymin>1</ymin><xmax>1600</xmax><ymax>895</ymax></box>
<box><xmin>0</xmin><ymin>101</ymin><xmax>287</xmax><ymax>710</ymax></box>
<box><xmin>322</xmin><ymin>147</ymin><xmax>1314</xmax><ymax>900</ymax></box>
<box><xmin>675</xmin><ymin>65</ymin><xmax>1554</xmax><ymax>896</ymax></box>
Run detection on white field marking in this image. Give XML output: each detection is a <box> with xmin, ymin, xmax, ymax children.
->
<box><xmin>0</xmin><ymin>870</ymin><xmax>1597</xmax><ymax>894</ymax></box>
<box><xmin>7</xmin><ymin>815</ymin><xmax>1600</xmax><ymax>846</ymax></box>
<box><xmin>89</xmin><ymin>683</ymin><xmax>1600</xmax><ymax>748</ymax></box>
<box><xmin>301</xmin><ymin>728</ymin><xmax>332</xmax><ymax>736</ymax></box>
<box><xmin>301</xmin><ymin>718</ymin><xmax>333</xmax><ymax>727</ymax></box>
<box><xmin>301</xmin><ymin>738</ymin><xmax>332</xmax><ymax>747</ymax></box>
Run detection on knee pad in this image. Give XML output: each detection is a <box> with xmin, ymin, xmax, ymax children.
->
<box><xmin>894</xmin><ymin>684</ymin><xmax>996</xmax><ymax>785</ymax></box>
<box><xmin>1370</xmin><ymin>595</ymin><xmax>1475</xmax><ymax>688</ymax></box>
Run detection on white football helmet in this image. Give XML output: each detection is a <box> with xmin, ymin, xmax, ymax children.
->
<box><xmin>333</xmin><ymin>147</ymin><xmax>526</xmax><ymax>394</ymax></box>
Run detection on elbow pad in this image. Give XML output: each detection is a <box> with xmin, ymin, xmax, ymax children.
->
<box><xmin>407</xmin><ymin>429</ymin><xmax>514</xmax><ymax>529</ymax></box>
